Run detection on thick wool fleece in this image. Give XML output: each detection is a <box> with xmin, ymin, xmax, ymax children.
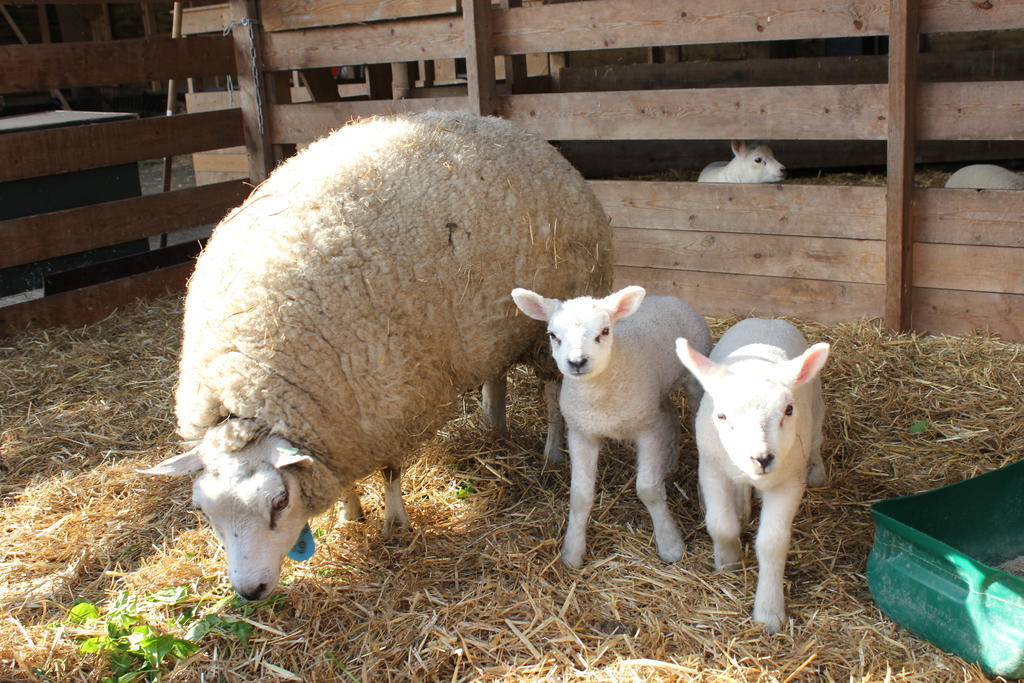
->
<box><xmin>175</xmin><ymin>110</ymin><xmax>613</xmax><ymax>514</ymax></box>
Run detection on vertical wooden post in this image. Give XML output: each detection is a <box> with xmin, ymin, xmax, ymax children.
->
<box><xmin>227</xmin><ymin>0</ymin><xmax>274</xmax><ymax>184</ymax></box>
<box><xmin>462</xmin><ymin>0</ymin><xmax>496</xmax><ymax>116</ymax></box>
<box><xmin>884</xmin><ymin>0</ymin><xmax>919</xmax><ymax>332</ymax></box>
<box><xmin>497</xmin><ymin>0</ymin><xmax>527</xmax><ymax>94</ymax></box>
<box><xmin>366</xmin><ymin>64</ymin><xmax>393</xmax><ymax>100</ymax></box>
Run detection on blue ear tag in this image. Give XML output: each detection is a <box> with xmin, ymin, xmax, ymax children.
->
<box><xmin>287</xmin><ymin>523</ymin><xmax>315</xmax><ymax>561</ymax></box>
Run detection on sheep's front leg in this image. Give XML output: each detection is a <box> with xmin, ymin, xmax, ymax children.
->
<box><xmin>753</xmin><ymin>481</ymin><xmax>805</xmax><ymax>632</ymax></box>
<box><xmin>561</xmin><ymin>429</ymin><xmax>600</xmax><ymax>567</ymax></box>
<box><xmin>381</xmin><ymin>466</ymin><xmax>411</xmax><ymax>535</ymax></box>
<box><xmin>481</xmin><ymin>376</ymin><xmax>508</xmax><ymax>435</ymax></box>
<box><xmin>542</xmin><ymin>379</ymin><xmax>566</xmax><ymax>463</ymax></box>
<box><xmin>700</xmin><ymin>458</ymin><xmax>742</xmax><ymax>569</ymax></box>
<box><xmin>635</xmin><ymin>418</ymin><xmax>685</xmax><ymax>563</ymax></box>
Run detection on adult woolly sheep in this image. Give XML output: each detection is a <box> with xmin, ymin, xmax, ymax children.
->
<box><xmin>140</xmin><ymin>110</ymin><xmax>613</xmax><ymax>601</ymax></box>
<box><xmin>945</xmin><ymin>164</ymin><xmax>1024</xmax><ymax>190</ymax></box>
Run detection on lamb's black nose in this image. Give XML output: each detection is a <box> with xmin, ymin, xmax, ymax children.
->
<box><xmin>567</xmin><ymin>357</ymin><xmax>588</xmax><ymax>372</ymax></box>
<box><xmin>237</xmin><ymin>583</ymin><xmax>268</xmax><ymax>601</ymax></box>
<box><xmin>753</xmin><ymin>453</ymin><xmax>775</xmax><ymax>472</ymax></box>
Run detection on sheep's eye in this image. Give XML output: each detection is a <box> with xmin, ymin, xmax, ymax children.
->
<box><xmin>601</xmin><ymin>327</ymin><xmax>610</xmax><ymax>336</ymax></box>
<box><xmin>784</xmin><ymin>404</ymin><xmax>794</xmax><ymax>416</ymax></box>
<box><xmin>754</xmin><ymin>157</ymin><xmax>764</xmax><ymax>164</ymax></box>
<box><xmin>716</xmin><ymin>413</ymin><xmax>727</xmax><ymax>421</ymax></box>
<box><xmin>272</xmin><ymin>491</ymin><xmax>289</xmax><ymax>513</ymax></box>
<box><xmin>547</xmin><ymin>331</ymin><xmax>560</xmax><ymax>344</ymax></box>
<box><xmin>594</xmin><ymin>327</ymin><xmax>610</xmax><ymax>343</ymax></box>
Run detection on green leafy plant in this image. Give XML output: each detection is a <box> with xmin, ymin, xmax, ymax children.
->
<box><xmin>456</xmin><ymin>483</ymin><xmax>477</xmax><ymax>500</ymax></box>
<box><xmin>908</xmin><ymin>419</ymin><xmax>932</xmax><ymax>434</ymax></box>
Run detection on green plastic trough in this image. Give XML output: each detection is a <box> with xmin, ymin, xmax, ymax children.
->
<box><xmin>868</xmin><ymin>458</ymin><xmax>1024</xmax><ymax>678</ymax></box>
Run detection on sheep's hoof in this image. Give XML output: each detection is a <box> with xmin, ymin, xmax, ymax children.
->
<box><xmin>543</xmin><ymin>446</ymin><xmax>566</xmax><ymax>464</ymax></box>
<box><xmin>560</xmin><ymin>543</ymin><xmax>585</xmax><ymax>568</ymax></box>
<box><xmin>381</xmin><ymin>513</ymin><xmax>411</xmax><ymax>536</ymax></box>
<box><xmin>753</xmin><ymin>602</ymin><xmax>786</xmax><ymax>633</ymax></box>
<box><xmin>658</xmin><ymin>543</ymin><xmax>685</xmax><ymax>564</ymax></box>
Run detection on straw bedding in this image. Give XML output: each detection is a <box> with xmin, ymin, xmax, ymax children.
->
<box><xmin>1</xmin><ymin>295</ymin><xmax>1021</xmax><ymax>681</ymax></box>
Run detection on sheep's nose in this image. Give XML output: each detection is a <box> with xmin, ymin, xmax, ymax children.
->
<box><xmin>753</xmin><ymin>453</ymin><xmax>775</xmax><ymax>472</ymax></box>
<box><xmin>567</xmin><ymin>357</ymin><xmax>588</xmax><ymax>372</ymax></box>
<box><xmin>237</xmin><ymin>583</ymin><xmax>268</xmax><ymax>601</ymax></box>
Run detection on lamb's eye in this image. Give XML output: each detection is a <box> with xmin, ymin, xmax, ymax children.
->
<box><xmin>601</xmin><ymin>327</ymin><xmax>610</xmax><ymax>336</ymax></box>
<box><xmin>716</xmin><ymin>413</ymin><xmax>727</xmax><ymax>421</ymax></box>
<box><xmin>754</xmin><ymin>157</ymin><xmax>764</xmax><ymax>164</ymax></box>
<box><xmin>547</xmin><ymin>331</ymin><xmax>560</xmax><ymax>344</ymax></box>
<box><xmin>272</xmin><ymin>491</ymin><xmax>289</xmax><ymax>513</ymax></box>
<box><xmin>784</xmin><ymin>404</ymin><xmax>794</xmax><ymax>416</ymax></box>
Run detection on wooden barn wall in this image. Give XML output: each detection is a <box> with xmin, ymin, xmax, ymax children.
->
<box><xmin>3</xmin><ymin>0</ymin><xmax>1024</xmax><ymax>341</ymax></box>
<box><xmin>0</xmin><ymin>17</ymin><xmax>246</xmax><ymax>337</ymax></box>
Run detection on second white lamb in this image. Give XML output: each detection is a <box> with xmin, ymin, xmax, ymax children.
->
<box><xmin>675</xmin><ymin>318</ymin><xmax>830</xmax><ymax>631</ymax></box>
<box><xmin>512</xmin><ymin>285</ymin><xmax>712</xmax><ymax>567</ymax></box>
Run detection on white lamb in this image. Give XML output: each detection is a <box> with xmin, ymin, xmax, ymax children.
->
<box><xmin>698</xmin><ymin>140</ymin><xmax>786</xmax><ymax>183</ymax></box>
<box><xmin>944</xmin><ymin>164</ymin><xmax>1024</xmax><ymax>190</ymax></box>
<box><xmin>511</xmin><ymin>285</ymin><xmax>711</xmax><ymax>567</ymax></box>
<box><xmin>675</xmin><ymin>318</ymin><xmax>830</xmax><ymax>632</ymax></box>
<box><xmin>140</xmin><ymin>110</ymin><xmax>612</xmax><ymax>601</ymax></box>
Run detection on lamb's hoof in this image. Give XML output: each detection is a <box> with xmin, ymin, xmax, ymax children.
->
<box><xmin>658</xmin><ymin>544</ymin><xmax>685</xmax><ymax>564</ymax></box>
<box><xmin>806</xmin><ymin>468</ymin><xmax>829</xmax><ymax>488</ymax></box>
<box><xmin>543</xmin><ymin>447</ymin><xmax>566</xmax><ymax>465</ymax></box>
<box><xmin>560</xmin><ymin>544</ymin><xmax>585</xmax><ymax>568</ymax></box>
<box><xmin>381</xmin><ymin>514</ymin><xmax>411</xmax><ymax>537</ymax></box>
<box><xmin>753</xmin><ymin>606</ymin><xmax>785</xmax><ymax>633</ymax></box>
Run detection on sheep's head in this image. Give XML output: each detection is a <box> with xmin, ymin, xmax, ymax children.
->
<box><xmin>139</xmin><ymin>422</ymin><xmax>313</xmax><ymax>601</ymax></box>
<box><xmin>676</xmin><ymin>339</ymin><xmax>829</xmax><ymax>482</ymax></box>
<box><xmin>511</xmin><ymin>285</ymin><xmax>645</xmax><ymax>380</ymax></box>
<box><xmin>730</xmin><ymin>140</ymin><xmax>786</xmax><ymax>183</ymax></box>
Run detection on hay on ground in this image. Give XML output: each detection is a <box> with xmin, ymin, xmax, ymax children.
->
<box><xmin>1</xmin><ymin>295</ymin><xmax>1020</xmax><ymax>681</ymax></box>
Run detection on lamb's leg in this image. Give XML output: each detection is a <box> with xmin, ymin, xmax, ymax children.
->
<box><xmin>381</xmin><ymin>466</ymin><xmax>411</xmax><ymax>535</ymax></box>
<box><xmin>753</xmin><ymin>481</ymin><xmax>805</xmax><ymax>632</ymax></box>
<box><xmin>700</xmin><ymin>459</ymin><xmax>743</xmax><ymax>569</ymax></box>
<box><xmin>481</xmin><ymin>376</ymin><xmax>508</xmax><ymax>435</ymax></box>
<box><xmin>561</xmin><ymin>429</ymin><xmax>600</xmax><ymax>567</ymax></box>
<box><xmin>635</xmin><ymin>417</ymin><xmax>685</xmax><ymax>563</ymax></box>
<box><xmin>342</xmin><ymin>486</ymin><xmax>364</xmax><ymax>522</ymax></box>
<box><xmin>542</xmin><ymin>379</ymin><xmax>566</xmax><ymax>463</ymax></box>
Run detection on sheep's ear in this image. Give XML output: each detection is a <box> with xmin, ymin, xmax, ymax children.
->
<box><xmin>138</xmin><ymin>448</ymin><xmax>204</xmax><ymax>476</ymax></box>
<box><xmin>511</xmin><ymin>288</ymin><xmax>560</xmax><ymax>322</ymax></box>
<box><xmin>603</xmin><ymin>285</ymin><xmax>645</xmax><ymax>322</ymax></box>
<box><xmin>787</xmin><ymin>342</ymin><xmax>831</xmax><ymax>387</ymax></box>
<box><xmin>271</xmin><ymin>444</ymin><xmax>314</xmax><ymax>470</ymax></box>
<box><xmin>731</xmin><ymin>139</ymin><xmax>748</xmax><ymax>157</ymax></box>
<box><xmin>675</xmin><ymin>338</ymin><xmax>719</xmax><ymax>384</ymax></box>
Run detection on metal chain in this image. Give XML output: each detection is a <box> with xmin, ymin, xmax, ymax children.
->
<box><xmin>223</xmin><ymin>18</ymin><xmax>265</xmax><ymax>137</ymax></box>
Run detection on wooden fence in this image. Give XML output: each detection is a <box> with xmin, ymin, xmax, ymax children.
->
<box><xmin>2</xmin><ymin>0</ymin><xmax>1024</xmax><ymax>340</ymax></box>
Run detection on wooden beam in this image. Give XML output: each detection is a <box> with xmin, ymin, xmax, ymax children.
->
<box><xmin>0</xmin><ymin>35</ymin><xmax>235</xmax><ymax>91</ymax></box>
<box><xmin>920</xmin><ymin>0</ymin><xmax>1024</xmax><ymax>34</ymax></box>
<box><xmin>366</xmin><ymin>63</ymin><xmax>394</xmax><ymax>100</ymax></box>
<box><xmin>299</xmin><ymin>67</ymin><xmax>341</xmax><ymax>102</ymax></box>
<box><xmin>918</xmin><ymin>81</ymin><xmax>1024</xmax><ymax>141</ymax></box>
<box><xmin>1</xmin><ymin>3</ymin><xmax>72</xmax><ymax>109</ymax></box>
<box><xmin>0</xmin><ymin>109</ymin><xmax>244</xmax><ymax>183</ymax></box>
<box><xmin>915</xmin><ymin>187</ymin><xmax>1024</xmax><ymax>249</ymax></box>
<box><xmin>497</xmin><ymin>0</ymin><xmax>527</xmax><ymax>93</ymax></box>
<box><xmin>261</xmin><ymin>15</ymin><xmax>463</xmax><ymax>70</ymax></box>
<box><xmin>463</xmin><ymin>0</ymin><xmax>496</xmax><ymax>116</ymax></box>
<box><xmin>227</xmin><ymin>0</ymin><xmax>274</xmax><ymax>184</ymax></box>
<box><xmin>884</xmin><ymin>0</ymin><xmax>918</xmax><ymax>331</ymax></box>
<box><xmin>270</xmin><ymin>97</ymin><xmax>467</xmax><ymax>144</ymax></box>
<box><xmin>913</xmin><ymin>243</ymin><xmax>1024</xmax><ymax>295</ymax></box>
<box><xmin>182</xmin><ymin>2</ymin><xmax>230</xmax><ymax>35</ymax></box>
<box><xmin>912</xmin><ymin>288</ymin><xmax>1024</xmax><ymax>340</ymax></box>
<box><xmin>591</xmin><ymin>180</ymin><xmax>885</xmax><ymax>240</ymax></box>
<box><xmin>499</xmin><ymin>85</ymin><xmax>889</xmax><ymax>141</ymax></box>
<box><xmin>0</xmin><ymin>180</ymin><xmax>249</xmax><ymax>269</ymax></box>
<box><xmin>615</xmin><ymin>266</ymin><xmax>883</xmax><ymax>324</ymax></box>
<box><xmin>0</xmin><ymin>262</ymin><xmax>193</xmax><ymax>339</ymax></box>
<box><xmin>492</xmin><ymin>0</ymin><xmax>890</xmax><ymax>57</ymax></box>
<box><xmin>260</xmin><ymin>0</ymin><xmax>457</xmax><ymax>32</ymax></box>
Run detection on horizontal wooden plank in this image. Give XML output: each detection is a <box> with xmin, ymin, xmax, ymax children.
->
<box><xmin>912</xmin><ymin>287</ymin><xmax>1024</xmax><ymax>340</ymax></box>
<box><xmin>919</xmin><ymin>81</ymin><xmax>1024</xmax><ymax>141</ymax></box>
<box><xmin>493</xmin><ymin>0</ymin><xmax>890</xmax><ymax>56</ymax></box>
<box><xmin>914</xmin><ymin>187</ymin><xmax>1024</xmax><ymax>248</ymax></box>
<box><xmin>920</xmin><ymin>0</ymin><xmax>1024</xmax><ymax>34</ymax></box>
<box><xmin>182</xmin><ymin>3</ymin><xmax>230</xmax><ymax>35</ymax></box>
<box><xmin>0</xmin><ymin>35</ymin><xmax>234</xmax><ymax>91</ymax></box>
<box><xmin>591</xmin><ymin>180</ymin><xmax>885</xmax><ymax>240</ymax></box>
<box><xmin>0</xmin><ymin>109</ymin><xmax>244</xmax><ymax>183</ymax></box>
<box><xmin>0</xmin><ymin>181</ymin><xmax>248</xmax><ymax>269</ymax></box>
<box><xmin>0</xmin><ymin>262</ymin><xmax>192</xmax><ymax>339</ymax></box>
<box><xmin>913</xmin><ymin>242</ymin><xmax>1024</xmax><ymax>295</ymax></box>
<box><xmin>262</xmin><ymin>0</ymin><xmax>457</xmax><ymax>32</ymax></box>
<box><xmin>614</xmin><ymin>265</ymin><xmax>883</xmax><ymax>323</ymax></box>
<box><xmin>614</xmin><ymin>227</ymin><xmax>884</xmax><ymax>284</ymax></box>
<box><xmin>500</xmin><ymin>85</ymin><xmax>888</xmax><ymax>141</ymax></box>
<box><xmin>262</xmin><ymin>16</ymin><xmax>463</xmax><ymax>70</ymax></box>
<box><xmin>270</xmin><ymin>97</ymin><xmax>468</xmax><ymax>144</ymax></box>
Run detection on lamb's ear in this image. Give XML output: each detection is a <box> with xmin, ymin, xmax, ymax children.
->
<box><xmin>787</xmin><ymin>342</ymin><xmax>831</xmax><ymax>387</ymax></box>
<box><xmin>511</xmin><ymin>288</ymin><xmax>560</xmax><ymax>322</ymax></box>
<box><xmin>271</xmin><ymin>444</ymin><xmax>314</xmax><ymax>469</ymax></box>
<box><xmin>603</xmin><ymin>285</ymin><xmax>645</xmax><ymax>322</ymax></box>
<box><xmin>137</xmin><ymin>448</ymin><xmax>204</xmax><ymax>476</ymax></box>
<box><xmin>675</xmin><ymin>337</ymin><xmax>720</xmax><ymax>388</ymax></box>
<box><xmin>731</xmin><ymin>139</ymin><xmax>748</xmax><ymax>157</ymax></box>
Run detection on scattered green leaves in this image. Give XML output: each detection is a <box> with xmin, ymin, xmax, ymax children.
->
<box><xmin>908</xmin><ymin>419</ymin><xmax>931</xmax><ymax>434</ymax></box>
<box><xmin>456</xmin><ymin>483</ymin><xmax>477</xmax><ymax>500</ymax></box>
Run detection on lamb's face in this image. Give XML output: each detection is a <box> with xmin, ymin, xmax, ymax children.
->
<box><xmin>704</xmin><ymin>373</ymin><xmax>800</xmax><ymax>482</ymax></box>
<box><xmin>139</xmin><ymin>432</ymin><xmax>313</xmax><ymax>602</ymax></box>
<box><xmin>731</xmin><ymin>140</ymin><xmax>786</xmax><ymax>183</ymax></box>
